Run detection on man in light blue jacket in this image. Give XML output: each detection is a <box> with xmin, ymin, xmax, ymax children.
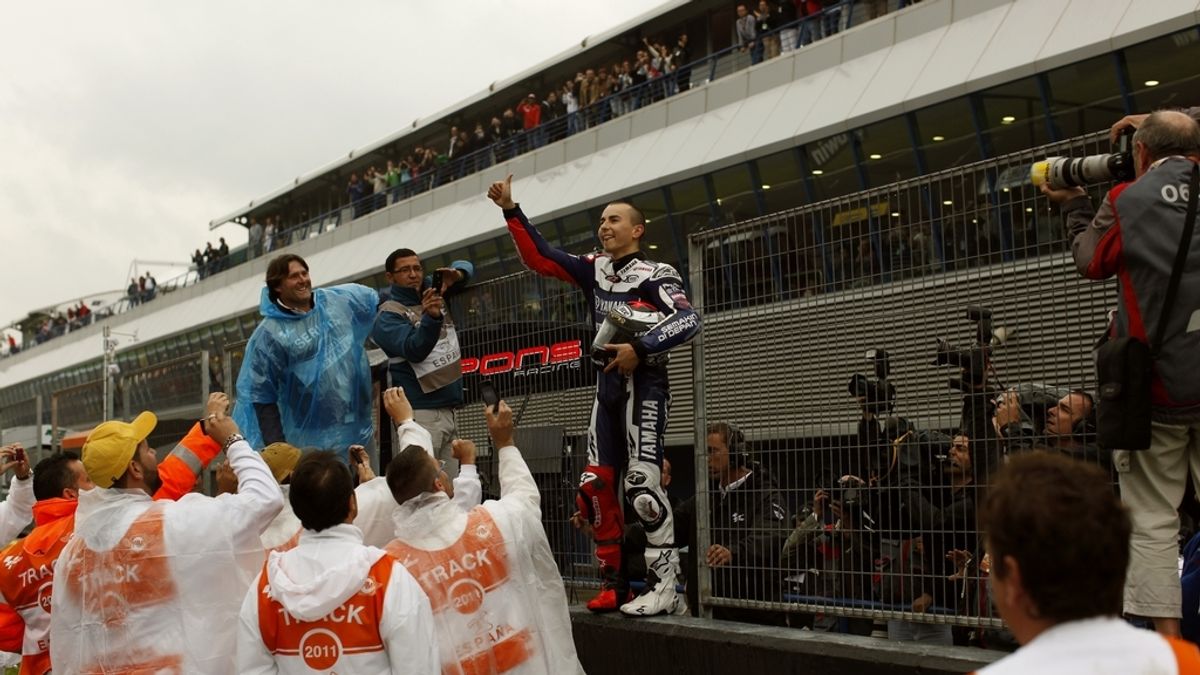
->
<box><xmin>234</xmin><ymin>253</ymin><xmax>378</xmax><ymax>461</ymax></box>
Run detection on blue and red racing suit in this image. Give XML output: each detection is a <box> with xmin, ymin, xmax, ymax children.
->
<box><xmin>504</xmin><ymin>205</ymin><xmax>701</xmax><ymax>581</ymax></box>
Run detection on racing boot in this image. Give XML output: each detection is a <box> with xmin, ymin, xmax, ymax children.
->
<box><xmin>586</xmin><ymin>565</ymin><xmax>630</xmax><ymax>613</ymax></box>
<box><xmin>620</xmin><ymin>548</ymin><xmax>686</xmax><ymax>617</ymax></box>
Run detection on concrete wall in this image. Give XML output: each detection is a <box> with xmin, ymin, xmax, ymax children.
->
<box><xmin>570</xmin><ymin>607</ymin><xmax>1002</xmax><ymax>674</ymax></box>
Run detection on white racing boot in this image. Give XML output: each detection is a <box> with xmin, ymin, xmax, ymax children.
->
<box><xmin>620</xmin><ymin>547</ymin><xmax>687</xmax><ymax>617</ymax></box>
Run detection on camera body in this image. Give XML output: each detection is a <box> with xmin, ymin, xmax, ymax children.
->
<box><xmin>933</xmin><ymin>306</ymin><xmax>994</xmax><ymax>391</ymax></box>
<box><xmin>1030</xmin><ymin>129</ymin><xmax>1135</xmax><ymax>190</ymax></box>
<box><xmin>848</xmin><ymin>348</ymin><xmax>896</xmax><ymax>416</ymax></box>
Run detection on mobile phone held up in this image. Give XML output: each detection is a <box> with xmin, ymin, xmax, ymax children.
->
<box><xmin>479</xmin><ymin>379</ymin><xmax>501</xmax><ymax>413</ymax></box>
<box><xmin>12</xmin><ymin>447</ymin><xmax>25</xmax><ymax>464</ymax></box>
<box><xmin>430</xmin><ymin>269</ymin><xmax>444</xmax><ymax>294</ymax></box>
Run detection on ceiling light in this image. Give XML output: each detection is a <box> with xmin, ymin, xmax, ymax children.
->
<box><xmin>1002</xmin><ymin>188</ymin><xmax>1010</xmax><ymax>192</ymax></box>
<box><xmin>812</xmin><ymin>169</ymin><xmax>824</xmax><ymax>175</ymax></box>
<box><xmin>1025</xmin><ymin>207</ymin><xmax>1033</xmax><ymax>213</ymax></box>
<box><xmin>971</xmin><ymin>218</ymin><xmax>978</xmax><ymax>224</ymax></box>
<box><xmin>869</xmin><ymin>153</ymin><xmax>882</xmax><ymax>160</ymax></box>
<box><xmin>716</xmin><ymin>198</ymin><xmax>722</xmax><ymax>205</ymax></box>
<box><xmin>891</xmin><ymin>212</ymin><xmax>901</xmax><ymax>217</ymax></box>
<box><xmin>1001</xmin><ymin>115</ymin><xmax>1016</xmax><ymax>124</ymax></box>
<box><xmin>761</xmin><ymin>184</ymin><xmax>771</xmax><ymax>190</ymax></box>
<box><xmin>648</xmin><ymin>244</ymin><xmax>659</xmax><ymax>249</ymax></box>
<box><xmin>942</xmin><ymin>200</ymin><xmax>953</xmax><ymax>206</ymax></box>
<box><xmin>1144</xmin><ymin>80</ymin><xmax>1160</xmax><ymax>87</ymax></box>
<box><xmin>932</xmin><ymin>135</ymin><xmax>945</xmax><ymax>142</ymax></box>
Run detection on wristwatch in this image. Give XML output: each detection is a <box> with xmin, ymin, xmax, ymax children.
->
<box><xmin>222</xmin><ymin>433</ymin><xmax>246</xmax><ymax>450</ymax></box>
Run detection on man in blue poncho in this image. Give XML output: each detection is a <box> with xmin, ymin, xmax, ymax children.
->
<box><xmin>234</xmin><ymin>254</ymin><xmax>378</xmax><ymax>460</ymax></box>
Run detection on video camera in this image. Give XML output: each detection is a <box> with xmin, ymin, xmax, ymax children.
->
<box><xmin>1030</xmin><ymin>129</ymin><xmax>1135</xmax><ymax>190</ymax></box>
<box><xmin>933</xmin><ymin>306</ymin><xmax>995</xmax><ymax>392</ymax></box>
<box><xmin>848</xmin><ymin>348</ymin><xmax>896</xmax><ymax>416</ymax></box>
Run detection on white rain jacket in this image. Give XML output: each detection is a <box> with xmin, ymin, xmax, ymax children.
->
<box><xmin>387</xmin><ymin>444</ymin><xmax>584</xmax><ymax>675</ymax></box>
<box><xmin>979</xmin><ymin>616</ymin><xmax>1197</xmax><ymax>674</ymax></box>
<box><xmin>49</xmin><ymin>439</ymin><xmax>283</xmax><ymax>674</ymax></box>
<box><xmin>354</xmin><ymin>419</ymin><xmax>481</xmax><ymax>548</ymax></box>
<box><xmin>237</xmin><ymin>524</ymin><xmax>438</xmax><ymax>674</ymax></box>
<box><xmin>261</xmin><ymin>485</ymin><xmax>303</xmax><ymax>552</ymax></box>
<box><xmin>0</xmin><ymin>475</ymin><xmax>34</xmax><ymax>542</ymax></box>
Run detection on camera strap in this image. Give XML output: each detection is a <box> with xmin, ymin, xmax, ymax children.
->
<box><xmin>1152</xmin><ymin>163</ymin><xmax>1200</xmax><ymax>358</ymax></box>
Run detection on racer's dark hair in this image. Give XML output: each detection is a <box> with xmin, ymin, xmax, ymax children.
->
<box><xmin>265</xmin><ymin>254</ymin><xmax>309</xmax><ymax>303</ymax></box>
<box><xmin>607</xmin><ymin>200</ymin><xmax>646</xmax><ymax>226</ymax></box>
<box><xmin>289</xmin><ymin>450</ymin><xmax>354</xmax><ymax>532</ymax></box>
<box><xmin>385</xmin><ymin>248</ymin><xmax>420</xmax><ymax>275</ymax></box>
<box><xmin>33</xmin><ymin>451</ymin><xmax>82</xmax><ymax>501</ymax></box>
<box><xmin>981</xmin><ymin>453</ymin><xmax>1129</xmax><ymax>624</ymax></box>
<box><xmin>386</xmin><ymin>444</ymin><xmax>440</xmax><ymax>506</ymax></box>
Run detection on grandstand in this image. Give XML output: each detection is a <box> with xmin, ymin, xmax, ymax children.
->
<box><xmin>2</xmin><ymin>0</ymin><xmax>1199</xmax><ymax>648</ymax></box>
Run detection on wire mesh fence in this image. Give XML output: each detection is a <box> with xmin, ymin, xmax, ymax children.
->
<box><xmin>50</xmin><ymin>380</ymin><xmax>109</xmax><ymax>443</ymax></box>
<box><xmin>122</xmin><ymin>351</ymin><xmax>210</xmax><ymax>419</ymax></box>
<box><xmin>0</xmin><ymin>395</ymin><xmax>42</xmax><ymax>431</ymax></box>
<box><xmin>686</xmin><ymin>131</ymin><xmax>1119</xmax><ymax>636</ymax></box>
<box><xmin>21</xmin><ymin>124</ymin><xmax>1127</xmax><ymax>636</ymax></box>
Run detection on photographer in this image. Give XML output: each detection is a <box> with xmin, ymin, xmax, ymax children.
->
<box><xmin>1042</xmin><ymin>110</ymin><xmax>1200</xmax><ymax>637</ymax></box>
<box><xmin>887</xmin><ymin>432</ymin><xmax>980</xmax><ymax>644</ymax></box>
<box><xmin>992</xmin><ymin>386</ymin><xmax>1109</xmax><ymax>470</ymax></box>
<box><xmin>781</xmin><ymin>479</ymin><xmax>880</xmax><ymax>635</ymax></box>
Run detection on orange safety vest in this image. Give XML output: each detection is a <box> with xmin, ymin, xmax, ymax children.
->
<box><xmin>387</xmin><ymin>509</ymin><xmax>535</xmax><ymax>675</ymax></box>
<box><xmin>1166</xmin><ymin>636</ymin><xmax>1200</xmax><ymax>674</ymax></box>
<box><xmin>0</xmin><ymin>511</ymin><xmax>75</xmax><ymax>675</ymax></box>
<box><xmin>156</xmin><ymin>423</ymin><xmax>221</xmax><ymax>499</ymax></box>
<box><xmin>58</xmin><ymin>504</ymin><xmax>183</xmax><ymax>673</ymax></box>
<box><xmin>256</xmin><ymin>555</ymin><xmax>395</xmax><ymax>670</ymax></box>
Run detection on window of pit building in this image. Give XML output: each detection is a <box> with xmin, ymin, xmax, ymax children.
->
<box><xmin>755</xmin><ymin>150</ymin><xmax>809</xmax><ymax>214</ymax></box>
<box><xmin>1045</xmin><ymin>53</ymin><xmax>1126</xmax><ymax>141</ymax></box>
<box><xmin>860</xmin><ymin>117</ymin><xmax>921</xmax><ymax>190</ymax></box>
<box><xmin>1123</xmin><ymin>27</ymin><xmax>1200</xmax><ymax>115</ymax></box>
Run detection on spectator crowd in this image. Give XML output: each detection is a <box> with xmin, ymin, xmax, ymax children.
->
<box><xmin>240</xmin><ymin>1</ymin><xmax>911</xmax><ymax>254</ymax></box>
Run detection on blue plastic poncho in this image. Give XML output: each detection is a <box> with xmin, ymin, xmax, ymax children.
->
<box><xmin>233</xmin><ymin>283</ymin><xmax>378</xmax><ymax>458</ymax></box>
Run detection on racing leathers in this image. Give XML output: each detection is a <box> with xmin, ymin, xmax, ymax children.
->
<box><xmin>504</xmin><ymin>205</ymin><xmax>701</xmax><ymax>614</ymax></box>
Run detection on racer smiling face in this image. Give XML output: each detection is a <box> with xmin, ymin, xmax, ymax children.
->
<box><xmin>597</xmin><ymin>202</ymin><xmax>645</xmax><ymax>258</ymax></box>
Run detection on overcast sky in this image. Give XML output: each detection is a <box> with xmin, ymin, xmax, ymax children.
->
<box><xmin>0</xmin><ymin>0</ymin><xmax>659</xmax><ymax>331</ymax></box>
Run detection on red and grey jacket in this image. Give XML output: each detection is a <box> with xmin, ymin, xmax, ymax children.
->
<box><xmin>1064</xmin><ymin>155</ymin><xmax>1200</xmax><ymax>423</ymax></box>
<box><xmin>504</xmin><ymin>205</ymin><xmax>701</xmax><ymax>366</ymax></box>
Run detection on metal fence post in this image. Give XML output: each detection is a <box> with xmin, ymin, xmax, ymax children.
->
<box><xmin>35</xmin><ymin>395</ymin><xmax>43</xmax><ymax>448</ymax></box>
<box><xmin>199</xmin><ymin>350</ymin><xmax>210</xmax><ymax>405</ymax></box>
<box><xmin>688</xmin><ymin>233</ymin><xmax>714</xmax><ymax>619</ymax></box>
<box><xmin>121</xmin><ymin>377</ymin><xmax>131</xmax><ymax>422</ymax></box>
<box><xmin>50</xmin><ymin>394</ymin><xmax>59</xmax><ymax>453</ymax></box>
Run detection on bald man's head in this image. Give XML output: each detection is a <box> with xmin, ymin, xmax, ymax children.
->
<box><xmin>1132</xmin><ymin>110</ymin><xmax>1200</xmax><ymax>175</ymax></box>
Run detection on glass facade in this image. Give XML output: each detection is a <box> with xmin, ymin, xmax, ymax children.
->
<box><xmin>4</xmin><ymin>26</ymin><xmax>1200</xmax><ymax>408</ymax></box>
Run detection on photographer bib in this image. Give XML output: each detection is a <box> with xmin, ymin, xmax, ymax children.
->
<box><xmin>380</xmin><ymin>300</ymin><xmax>462</xmax><ymax>394</ymax></box>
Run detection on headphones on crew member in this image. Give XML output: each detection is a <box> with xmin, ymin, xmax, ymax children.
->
<box><xmin>1071</xmin><ymin>390</ymin><xmax>1098</xmax><ymax>442</ymax></box>
<box><xmin>712</xmin><ymin>422</ymin><xmax>753</xmax><ymax>468</ymax></box>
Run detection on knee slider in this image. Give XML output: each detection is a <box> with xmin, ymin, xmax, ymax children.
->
<box><xmin>624</xmin><ymin>464</ymin><xmax>668</xmax><ymax>532</ymax></box>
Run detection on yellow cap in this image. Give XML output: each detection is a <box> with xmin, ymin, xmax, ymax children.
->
<box><xmin>261</xmin><ymin>443</ymin><xmax>301</xmax><ymax>484</ymax></box>
<box><xmin>82</xmin><ymin>411</ymin><xmax>157</xmax><ymax>488</ymax></box>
